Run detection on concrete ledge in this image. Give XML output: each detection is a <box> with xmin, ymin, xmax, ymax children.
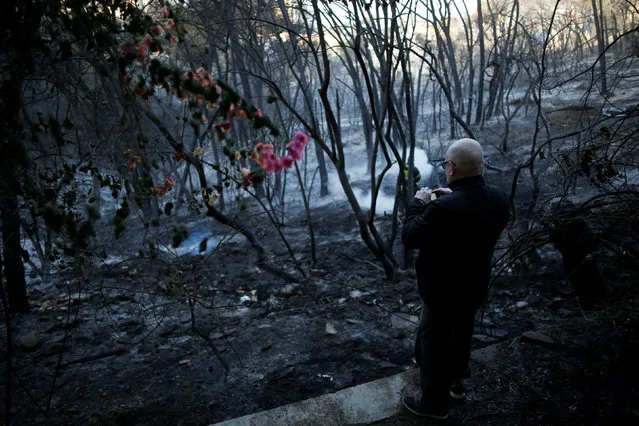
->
<box><xmin>213</xmin><ymin>369</ymin><xmax>419</xmax><ymax>426</ymax></box>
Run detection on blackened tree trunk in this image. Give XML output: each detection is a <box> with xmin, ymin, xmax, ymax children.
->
<box><xmin>591</xmin><ymin>0</ymin><xmax>608</xmax><ymax>95</ymax></box>
<box><xmin>0</xmin><ymin>247</ymin><xmax>13</xmax><ymax>426</ymax></box>
<box><xmin>314</xmin><ymin>141</ymin><xmax>329</xmax><ymax>196</ymax></box>
<box><xmin>1</xmin><ymin>41</ymin><xmax>30</xmax><ymax>313</ymax></box>
<box><xmin>475</xmin><ymin>0</ymin><xmax>486</xmax><ymax>125</ymax></box>
<box><xmin>1</xmin><ymin>181</ymin><xmax>28</xmax><ymax>314</ymax></box>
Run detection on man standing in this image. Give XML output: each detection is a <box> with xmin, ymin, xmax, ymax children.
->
<box><xmin>401</xmin><ymin>139</ymin><xmax>510</xmax><ymax>419</ymax></box>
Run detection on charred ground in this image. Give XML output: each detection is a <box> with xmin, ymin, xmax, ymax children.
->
<box><xmin>2</xmin><ymin>107</ymin><xmax>639</xmax><ymax>425</ymax></box>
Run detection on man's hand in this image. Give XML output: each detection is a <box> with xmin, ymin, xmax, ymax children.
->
<box><xmin>415</xmin><ymin>187</ymin><xmax>452</xmax><ymax>203</ymax></box>
<box><xmin>433</xmin><ymin>187</ymin><xmax>452</xmax><ymax>197</ymax></box>
<box><xmin>415</xmin><ymin>187</ymin><xmax>433</xmax><ymax>203</ymax></box>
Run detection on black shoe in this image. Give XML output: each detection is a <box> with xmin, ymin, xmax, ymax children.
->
<box><xmin>449</xmin><ymin>381</ymin><xmax>466</xmax><ymax>400</ymax></box>
<box><xmin>402</xmin><ymin>395</ymin><xmax>449</xmax><ymax>419</ymax></box>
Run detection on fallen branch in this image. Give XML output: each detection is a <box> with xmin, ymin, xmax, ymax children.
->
<box><xmin>61</xmin><ymin>348</ymin><xmax>127</xmax><ymax>367</ymax></box>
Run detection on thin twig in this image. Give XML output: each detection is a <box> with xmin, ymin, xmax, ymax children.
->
<box><xmin>187</xmin><ymin>297</ymin><xmax>229</xmax><ymax>380</ymax></box>
<box><xmin>342</xmin><ymin>254</ymin><xmax>386</xmax><ymax>272</ymax></box>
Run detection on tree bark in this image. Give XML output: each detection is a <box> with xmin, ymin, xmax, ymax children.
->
<box><xmin>0</xmin><ymin>249</ymin><xmax>13</xmax><ymax>426</ymax></box>
<box><xmin>1</xmin><ymin>190</ymin><xmax>28</xmax><ymax>314</ymax></box>
<box><xmin>591</xmin><ymin>0</ymin><xmax>608</xmax><ymax>94</ymax></box>
<box><xmin>475</xmin><ymin>0</ymin><xmax>486</xmax><ymax>125</ymax></box>
<box><xmin>314</xmin><ymin>141</ymin><xmax>329</xmax><ymax>197</ymax></box>
<box><xmin>1</xmin><ymin>69</ymin><xmax>29</xmax><ymax>314</ymax></box>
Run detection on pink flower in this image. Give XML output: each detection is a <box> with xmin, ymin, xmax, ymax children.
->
<box><xmin>274</xmin><ymin>158</ymin><xmax>283</xmax><ymax>173</ymax></box>
<box><xmin>254</xmin><ymin>109</ymin><xmax>262</xmax><ymax>118</ymax></box>
<box><xmin>262</xmin><ymin>155</ymin><xmax>282</xmax><ymax>173</ymax></box>
<box><xmin>136</xmin><ymin>45</ymin><xmax>148</xmax><ymax>58</ymax></box>
<box><xmin>184</xmin><ymin>71</ymin><xmax>193</xmax><ymax>80</ymax></box>
<box><xmin>286</xmin><ymin>139</ymin><xmax>302</xmax><ymax>152</ymax></box>
<box><xmin>256</xmin><ymin>142</ymin><xmax>273</xmax><ymax>154</ymax></box>
<box><xmin>262</xmin><ymin>158</ymin><xmax>277</xmax><ymax>173</ymax></box>
<box><xmin>215</xmin><ymin>123</ymin><xmax>231</xmax><ymax>133</ymax></box>
<box><xmin>260</xmin><ymin>151</ymin><xmax>275</xmax><ymax>165</ymax></box>
<box><xmin>286</xmin><ymin>140</ymin><xmax>304</xmax><ymax>161</ymax></box>
<box><xmin>161</xmin><ymin>7</ymin><xmax>170</xmax><ymax>18</ymax></box>
<box><xmin>167</xmin><ymin>19</ymin><xmax>175</xmax><ymax>30</ymax></box>
<box><xmin>235</xmin><ymin>109</ymin><xmax>248</xmax><ymax>120</ymax></box>
<box><xmin>196</xmin><ymin>67</ymin><xmax>206</xmax><ymax>78</ymax></box>
<box><xmin>292</xmin><ymin>131</ymin><xmax>308</xmax><ymax>146</ymax></box>
<box><xmin>170</xmin><ymin>35</ymin><xmax>179</xmax><ymax>46</ymax></box>
<box><xmin>281</xmin><ymin>155</ymin><xmax>294</xmax><ymax>169</ymax></box>
<box><xmin>151</xmin><ymin>26</ymin><xmax>163</xmax><ymax>38</ymax></box>
<box><xmin>288</xmin><ymin>148</ymin><xmax>302</xmax><ymax>162</ymax></box>
<box><xmin>143</xmin><ymin>35</ymin><xmax>152</xmax><ymax>47</ymax></box>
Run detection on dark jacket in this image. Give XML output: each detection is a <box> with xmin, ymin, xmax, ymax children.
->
<box><xmin>402</xmin><ymin>175</ymin><xmax>509</xmax><ymax>310</ymax></box>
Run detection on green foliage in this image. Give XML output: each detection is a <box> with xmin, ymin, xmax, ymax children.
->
<box><xmin>252</xmin><ymin>115</ymin><xmax>278</xmax><ymax>135</ymax></box>
<box><xmin>43</xmin><ymin>206</ymin><xmax>64</xmax><ymax>233</ymax></box>
<box><xmin>87</xmin><ymin>206</ymin><xmax>100</xmax><ymax>219</ymax></box>
<box><xmin>250</xmin><ymin>169</ymin><xmax>266</xmax><ymax>185</ymax></box>
<box><xmin>164</xmin><ymin>202</ymin><xmax>174</xmax><ymax>216</ymax></box>
<box><xmin>148</xmin><ymin>242</ymin><xmax>158</xmax><ymax>259</ymax></box>
<box><xmin>198</xmin><ymin>238</ymin><xmax>208</xmax><ymax>253</ymax></box>
<box><xmin>74</xmin><ymin>219</ymin><xmax>95</xmax><ymax>250</ymax></box>
<box><xmin>137</xmin><ymin>134</ymin><xmax>149</xmax><ymax>148</ymax></box>
<box><xmin>48</xmin><ymin>116</ymin><xmax>66</xmax><ymax>145</ymax></box>
<box><xmin>171</xmin><ymin>226</ymin><xmax>189</xmax><ymax>248</ymax></box>
<box><xmin>114</xmin><ymin>199</ymin><xmax>130</xmax><ymax>239</ymax></box>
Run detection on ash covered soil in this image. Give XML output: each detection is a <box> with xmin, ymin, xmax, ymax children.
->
<box><xmin>3</xmin><ymin>109</ymin><xmax>639</xmax><ymax>425</ymax></box>
<box><xmin>4</xmin><ymin>198</ymin><xmax>639</xmax><ymax>426</ymax></box>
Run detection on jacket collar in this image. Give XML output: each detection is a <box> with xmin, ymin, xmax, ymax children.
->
<box><xmin>449</xmin><ymin>175</ymin><xmax>485</xmax><ymax>191</ymax></box>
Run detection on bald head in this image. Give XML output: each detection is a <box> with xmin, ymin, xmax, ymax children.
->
<box><xmin>445</xmin><ymin>138</ymin><xmax>484</xmax><ymax>183</ymax></box>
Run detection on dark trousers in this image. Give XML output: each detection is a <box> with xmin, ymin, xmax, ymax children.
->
<box><xmin>414</xmin><ymin>302</ymin><xmax>476</xmax><ymax>409</ymax></box>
